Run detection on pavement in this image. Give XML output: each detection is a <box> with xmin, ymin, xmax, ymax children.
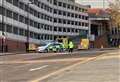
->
<box><xmin>0</xmin><ymin>48</ymin><xmax>118</xmax><ymax>56</ymax></box>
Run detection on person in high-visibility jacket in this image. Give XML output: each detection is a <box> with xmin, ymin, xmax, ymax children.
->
<box><xmin>68</xmin><ymin>41</ymin><xmax>74</xmax><ymax>53</ymax></box>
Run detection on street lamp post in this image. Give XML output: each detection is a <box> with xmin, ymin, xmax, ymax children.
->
<box><xmin>1</xmin><ymin>0</ymin><xmax>5</xmax><ymax>53</ymax></box>
<box><xmin>26</xmin><ymin>0</ymin><xmax>34</xmax><ymax>52</ymax></box>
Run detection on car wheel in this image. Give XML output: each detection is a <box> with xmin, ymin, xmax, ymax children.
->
<box><xmin>44</xmin><ymin>49</ymin><xmax>48</xmax><ymax>53</ymax></box>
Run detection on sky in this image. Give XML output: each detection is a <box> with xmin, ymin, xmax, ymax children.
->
<box><xmin>76</xmin><ymin>0</ymin><xmax>112</xmax><ymax>8</ymax></box>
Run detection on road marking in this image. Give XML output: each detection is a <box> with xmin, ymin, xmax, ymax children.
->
<box><xmin>29</xmin><ymin>65</ymin><xmax>49</xmax><ymax>72</ymax></box>
<box><xmin>29</xmin><ymin>56</ymin><xmax>102</xmax><ymax>82</ymax></box>
<box><xmin>30</xmin><ymin>51</ymin><xmax>120</xmax><ymax>82</ymax></box>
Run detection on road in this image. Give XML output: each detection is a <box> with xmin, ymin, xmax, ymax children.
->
<box><xmin>0</xmin><ymin>49</ymin><xmax>119</xmax><ymax>82</ymax></box>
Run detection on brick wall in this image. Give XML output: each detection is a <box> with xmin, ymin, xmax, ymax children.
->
<box><xmin>94</xmin><ymin>34</ymin><xmax>109</xmax><ymax>48</ymax></box>
<box><xmin>0</xmin><ymin>38</ymin><xmax>26</xmax><ymax>52</ymax></box>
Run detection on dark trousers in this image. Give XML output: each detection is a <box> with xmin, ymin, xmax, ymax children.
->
<box><xmin>69</xmin><ymin>48</ymin><xmax>73</xmax><ymax>53</ymax></box>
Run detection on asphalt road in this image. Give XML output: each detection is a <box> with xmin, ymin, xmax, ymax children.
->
<box><xmin>0</xmin><ymin>49</ymin><xmax>119</xmax><ymax>82</ymax></box>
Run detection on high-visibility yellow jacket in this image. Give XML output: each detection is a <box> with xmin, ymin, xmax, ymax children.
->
<box><xmin>69</xmin><ymin>41</ymin><xmax>74</xmax><ymax>48</ymax></box>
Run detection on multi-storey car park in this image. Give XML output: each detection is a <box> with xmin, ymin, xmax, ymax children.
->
<box><xmin>0</xmin><ymin>0</ymin><xmax>89</xmax><ymax>52</ymax></box>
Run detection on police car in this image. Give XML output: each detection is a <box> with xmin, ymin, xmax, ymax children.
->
<box><xmin>36</xmin><ymin>42</ymin><xmax>64</xmax><ymax>53</ymax></box>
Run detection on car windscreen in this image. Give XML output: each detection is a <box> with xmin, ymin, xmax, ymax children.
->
<box><xmin>40</xmin><ymin>43</ymin><xmax>47</xmax><ymax>46</ymax></box>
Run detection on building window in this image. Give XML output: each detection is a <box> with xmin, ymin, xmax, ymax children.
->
<box><xmin>54</xmin><ymin>18</ymin><xmax>57</xmax><ymax>23</ymax></box>
<box><xmin>6</xmin><ymin>24</ymin><xmax>12</xmax><ymax>33</ymax></box>
<box><xmin>13</xmin><ymin>12</ymin><xmax>18</xmax><ymax>20</ymax></box>
<box><xmin>0</xmin><ymin>6</ymin><xmax>5</xmax><ymax>15</ymax></box>
<box><xmin>19</xmin><ymin>2</ymin><xmax>24</xmax><ymax>10</ymax></box>
<box><xmin>71</xmin><ymin>6</ymin><xmax>74</xmax><ymax>10</ymax></box>
<box><xmin>54</xmin><ymin>0</ymin><xmax>57</xmax><ymax>5</ymax></box>
<box><xmin>67</xmin><ymin>4</ymin><xmax>70</xmax><ymax>9</ymax></box>
<box><xmin>13</xmin><ymin>0</ymin><xmax>19</xmax><ymax>7</ymax></box>
<box><xmin>67</xmin><ymin>12</ymin><xmax>70</xmax><ymax>17</ymax></box>
<box><xmin>13</xmin><ymin>26</ymin><xmax>19</xmax><ymax>35</ymax></box>
<box><xmin>63</xmin><ymin>28</ymin><xmax>66</xmax><ymax>32</ymax></box>
<box><xmin>58</xmin><ymin>10</ymin><xmax>62</xmax><ymax>15</ymax></box>
<box><xmin>6</xmin><ymin>9</ymin><xmax>13</xmax><ymax>18</ymax></box>
<box><xmin>54</xmin><ymin>9</ymin><xmax>57</xmax><ymax>14</ymax></box>
<box><xmin>30</xmin><ymin>32</ymin><xmax>34</xmax><ymax>38</ymax></box>
<box><xmin>58</xmin><ymin>19</ymin><xmax>62</xmax><ymax>23</ymax></box>
<box><xmin>58</xmin><ymin>2</ymin><xmax>62</xmax><ymax>6</ymax></box>
<box><xmin>63</xmin><ymin>20</ymin><xmax>66</xmax><ymax>24</ymax></box>
<box><xmin>71</xmin><ymin>13</ymin><xmax>74</xmax><ymax>17</ymax></box>
<box><xmin>67</xmin><ymin>28</ymin><xmax>70</xmax><ymax>32</ymax></box>
<box><xmin>0</xmin><ymin>23</ymin><xmax>5</xmax><ymax>31</ymax></box>
<box><xmin>63</xmin><ymin>11</ymin><xmax>66</xmax><ymax>16</ymax></box>
<box><xmin>19</xmin><ymin>15</ymin><xmax>25</xmax><ymax>23</ymax></box>
<box><xmin>19</xmin><ymin>28</ymin><xmax>24</xmax><ymax>36</ymax></box>
<box><xmin>58</xmin><ymin>27</ymin><xmax>62</xmax><ymax>32</ymax></box>
<box><xmin>6</xmin><ymin>0</ymin><xmax>12</xmax><ymax>4</ymax></box>
<box><xmin>54</xmin><ymin>27</ymin><xmax>57</xmax><ymax>31</ymax></box>
<box><xmin>63</xmin><ymin>3</ymin><xmax>66</xmax><ymax>8</ymax></box>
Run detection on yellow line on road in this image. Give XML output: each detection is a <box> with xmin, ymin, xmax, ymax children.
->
<box><xmin>30</xmin><ymin>54</ymin><xmax>106</xmax><ymax>82</ymax></box>
<box><xmin>29</xmin><ymin>53</ymin><xmax>118</xmax><ymax>82</ymax></box>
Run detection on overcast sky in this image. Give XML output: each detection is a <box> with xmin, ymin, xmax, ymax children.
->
<box><xmin>76</xmin><ymin>0</ymin><xmax>111</xmax><ymax>8</ymax></box>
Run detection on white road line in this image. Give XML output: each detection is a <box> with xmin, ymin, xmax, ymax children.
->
<box><xmin>29</xmin><ymin>65</ymin><xmax>49</xmax><ymax>72</ymax></box>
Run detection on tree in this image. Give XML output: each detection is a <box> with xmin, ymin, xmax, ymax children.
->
<box><xmin>109</xmin><ymin>0</ymin><xmax>120</xmax><ymax>27</ymax></box>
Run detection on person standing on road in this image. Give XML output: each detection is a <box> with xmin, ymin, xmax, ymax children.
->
<box><xmin>68</xmin><ymin>41</ymin><xmax>74</xmax><ymax>53</ymax></box>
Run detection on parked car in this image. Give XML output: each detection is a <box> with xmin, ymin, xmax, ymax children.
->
<box><xmin>36</xmin><ymin>42</ymin><xmax>64</xmax><ymax>53</ymax></box>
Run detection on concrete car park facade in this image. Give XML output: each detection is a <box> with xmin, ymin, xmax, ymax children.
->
<box><xmin>0</xmin><ymin>0</ymin><xmax>89</xmax><ymax>52</ymax></box>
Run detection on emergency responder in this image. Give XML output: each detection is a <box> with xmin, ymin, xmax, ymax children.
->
<box><xmin>68</xmin><ymin>41</ymin><xmax>74</xmax><ymax>53</ymax></box>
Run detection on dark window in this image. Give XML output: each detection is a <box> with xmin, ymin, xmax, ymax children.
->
<box><xmin>67</xmin><ymin>28</ymin><xmax>70</xmax><ymax>32</ymax></box>
<box><xmin>6</xmin><ymin>0</ymin><xmax>12</xmax><ymax>3</ymax></box>
<box><xmin>58</xmin><ymin>10</ymin><xmax>62</xmax><ymax>15</ymax></box>
<box><xmin>75</xmin><ymin>6</ymin><xmax>78</xmax><ymax>11</ymax></box>
<box><xmin>54</xmin><ymin>27</ymin><xmax>57</xmax><ymax>31</ymax></box>
<box><xmin>13</xmin><ymin>26</ymin><xmax>19</xmax><ymax>34</ymax></box>
<box><xmin>54</xmin><ymin>18</ymin><xmax>57</xmax><ymax>23</ymax></box>
<box><xmin>30</xmin><ymin>32</ymin><xmax>34</xmax><ymax>38</ymax></box>
<box><xmin>0</xmin><ymin>6</ymin><xmax>5</xmax><ymax>15</ymax></box>
<box><xmin>67</xmin><ymin>12</ymin><xmax>70</xmax><ymax>17</ymax></box>
<box><xmin>19</xmin><ymin>15</ymin><xmax>25</xmax><ymax>23</ymax></box>
<box><xmin>63</xmin><ymin>28</ymin><xmax>66</xmax><ymax>32</ymax></box>
<box><xmin>79</xmin><ymin>15</ymin><xmax>81</xmax><ymax>19</ymax></box>
<box><xmin>30</xmin><ymin>20</ymin><xmax>34</xmax><ymax>26</ymax></box>
<box><xmin>58</xmin><ymin>2</ymin><xmax>62</xmax><ymax>6</ymax></box>
<box><xmin>58</xmin><ymin>19</ymin><xmax>62</xmax><ymax>23</ymax></box>
<box><xmin>63</xmin><ymin>20</ymin><xmax>66</xmax><ymax>24</ymax></box>
<box><xmin>58</xmin><ymin>27</ymin><xmax>62</xmax><ymax>32</ymax></box>
<box><xmin>25</xmin><ymin>17</ymin><xmax>28</xmax><ymax>24</ymax></box>
<box><xmin>0</xmin><ymin>23</ymin><xmax>5</xmax><ymax>31</ymax></box>
<box><xmin>63</xmin><ymin>3</ymin><xmax>66</xmax><ymax>8</ymax></box>
<box><xmin>71</xmin><ymin>21</ymin><xmax>74</xmax><ymax>25</ymax></box>
<box><xmin>75</xmin><ymin>14</ymin><xmax>78</xmax><ymax>18</ymax></box>
<box><xmin>6</xmin><ymin>9</ymin><xmax>12</xmax><ymax>18</ymax></box>
<box><xmin>19</xmin><ymin>28</ymin><xmax>24</xmax><ymax>36</ymax></box>
<box><xmin>71</xmin><ymin>6</ymin><xmax>74</xmax><ymax>10</ymax></box>
<box><xmin>13</xmin><ymin>0</ymin><xmax>19</xmax><ymax>7</ymax></box>
<box><xmin>54</xmin><ymin>9</ymin><xmax>57</xmax><ymax>14</ymax></box>
<box><xmin>71</xmin><ymin>13</ymin><xmax>74</xmax><ymax>17</ymax></box>
<box><xmin>63</xmin><ymin>11</ymin><xmax>66</xmax><ymax>16</ymax></box>
<box><xmin>54</xmin><ymin>0</ymin><xmax>57</xmax><ymax>5</ymax></box>
<box><xmin>13</xmin><ymin>12</ymin><xmax>18</xmax><ymax>20</ymax></box>
<box><xmin>19</xmin><ymin>2</ymin><xmax>24</xmax><ymax>9</ymax></box>
<box><xmin>67</xmin><ymin>4</ymin><xmax>70</xmax><ymax>9</ymax></box>
<box><xmin>25</xmin><ymin>4</ymin><xmax>29</xmax><ymax>12</ymax></box>
<box><xmin>6</xmin><ymin>24</ymin><xmax>12</xmax><ymax>33</ymax></box>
